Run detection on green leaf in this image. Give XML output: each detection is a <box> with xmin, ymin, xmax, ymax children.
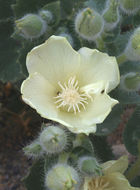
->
<box><xmin>12</xmin><ymin>0</ymin><xmax>52</xmax><ymax>18</ymax></box>
<box><xmin>131</xmin><ymin>176</ymin><xmax>140</xmax><ymax>187</ymax></box>
<box><xmin>95</xmin><ymin>104</ymin><xmax>124</xmax><ymax>136</ymax></box>
<box><xmin>23</xmin><ymin>159</ymin><xmax>46</xmax><ymax>190</ymax></box>
<box><xmin>0</xmin><ymin>0</ymin><xmax>14</xmax><ymax>19</ymax></box>
<box><xmin>123</xmin><ymin>106</ymin><xmax>140</xmax><ymax>156</ymax></box>
<box><xmin>0</xmin><ymin>20</ymin><xmax>23</xmax><ymax>82</ymax></box>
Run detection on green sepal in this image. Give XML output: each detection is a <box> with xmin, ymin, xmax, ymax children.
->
<box><xmin>123</xmin><ymin>106</ymin><xmax>140</xmax><ymax>156</ymax></box>
<box><xmin>111</xmin><ymin>61</ymin><xmax>140</xmax><ymax>104</ymax></box>
<box><xmin>95</xmin><ymin>104</ymin><xmax>124</xmax><ymax>136</ymax></box>
<box><xmin>42</xmin><ymin>1</ymin><xmax>61</xmax><ymax>27</ymax></box>
<box><xmin>23</xmin><ymin>159</ymin><xmax>46</xmax><ymax>190</ymax></box>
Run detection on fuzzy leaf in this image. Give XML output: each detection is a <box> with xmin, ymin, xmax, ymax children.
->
<box><xmin>23</xmin><ymin>159</ymin><xmax>46</xmax><ymax>190</ymax></box>
<box><xmin>0</xmin><ymin>20</ymin><xmax>23</xmax><ymax>82</ymax></box>
<box><xmin>95</xmin><ymin>104</ymin><xmax>124</xmax><ymax>136</ymax></box>
<box><xmin>12</xmin><ymin>0</ymin><xmax>52</xmax><ymax>18</ymax></box>
<box><xmin>123</xmin><ymin>106</ymin><xmax>140</xmax><ymax>156</ymax></box>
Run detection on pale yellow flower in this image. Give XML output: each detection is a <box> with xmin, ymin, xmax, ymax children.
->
<box><xmin>83</xmin><ymin>156</ymin><xmax>140</xmax><ymax>190</ymax></box>
<box><xmin>21</xmin><ymin>35</ymin><xmax>120</xmax><ymax>134</ymax></box>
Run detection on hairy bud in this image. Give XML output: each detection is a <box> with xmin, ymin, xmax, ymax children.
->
<box><xmin>15</xmin><ymin>14</ymin><xmax>47</xmax><ymax>39</ymax></box>
<box><xmin>103</xmin><ymin>0</ymin><xmax>120</xmax><ymax>31</ymax></box>
<box><xmin>45</xmin><ymin>164</ymin><xmax>81</xmax><ymax>190</ymax></box>
<box><xmin>120</xmin><ymin>72</ymin><xmax>140</xmax><ymax>93</ymax></box>
<box><xmin>78</xmin><ymin>156</ymin><xmax>102</xmax><ymax>176</ymax></box>
<box><xmin>23</xmin><ymin>140</ymin><xmax>43</xmax><ymax>158</ymax></box>
<box><xmin>39</xmin><ymin>125</ymin><xmax>68</xmax><ymax>154</ymax></box>
<box><xmin>75</xmin><ymin>8</ymin><xmax>104</xmax><ymax>41</ymax></box>
<box><xmin>125</xmin><ymin>27</ymin><xmax>140</xmax><ymax>61</ymax></box>
<box><xmin>120</xmin><ymin>0</ymin><xmax>140</xmax><ymax>15</ymax></box>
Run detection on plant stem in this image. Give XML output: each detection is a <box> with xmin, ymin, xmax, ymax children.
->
<box><xmin>116</xmin><ymin>53</ymin><xmax>127</xmax><ymax>65</ymax></box>
<box><xmin>58</xmin><ymin>153</ymin><xmax>69</xmax><ymax>164</ymax></box>
<box><xmin>95</xmin><ymin>36</ymin><xmax>106</xmax><ymax>51</ymax></box>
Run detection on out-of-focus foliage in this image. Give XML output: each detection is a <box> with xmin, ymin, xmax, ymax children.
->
<box><xmin>1</xmin><ymin>0</ymin><xmax>140</xmax><ymax>189</ymax></box>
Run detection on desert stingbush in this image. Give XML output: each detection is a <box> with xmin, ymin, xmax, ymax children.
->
<box><xmin>1</xmin><ymin>0</ymin><xmax>140</xmax><ymax>189</ymax></box>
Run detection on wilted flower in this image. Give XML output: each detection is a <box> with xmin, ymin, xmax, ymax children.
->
<box><xmin>21</xmin><ymin>35</ymin><xmax>120</xmax><ymax>134</ymax></box>
<box><xmin>83</xmin><ymin>156</ymin><xmax>140</xmax><ymax>190</ymax></box>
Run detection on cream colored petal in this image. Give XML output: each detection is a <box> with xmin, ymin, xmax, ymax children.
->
<box><xmin>101</xmin><ymin>156</ymin><xmax>128</xmax><ymax>175</ymax></box>
<box><xmin>50</xmin><ymin>93</ymin><xmax>118</xmax><ymax>135</ymax></box>
<box><xmin>80</xmin><ymin>81</ymin><xmax>107</xmax><ymax>96</ymax></box>
<box><xmin>26</xmin><ymin>35</ymin><xmax>80</xmax><ymax>86</ymax></box>
<box><xmin>107</xmin><ymin>172</ymin><xmax>140</xmax><ymax>190</ymax></box>
<box><xmin>21</xmin><ymin>72</ymin><xmax>58</xmax><ymax>119</ymax></box>
<box><xmin>78</xmin><ymin>47</ymin><xmax>120</xmax><ymax>92</ymax></box>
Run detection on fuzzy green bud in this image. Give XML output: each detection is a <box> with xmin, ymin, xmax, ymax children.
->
<box><xmin>78</xmin><ymin>156</ymin><xmax>102</xmax><ymax>176</ymax></box>
<box><xmin>120</xmin><ymin>72</ymin><xmax>140</xmax><ymax>92</ymax></box>
<box><xmin>23</xmin><ymin>140</ymin><xmax>43</xmax><ymax>158</ymax></box>
<box><xmin>125</xmin><ymin>27</ymin><xmax>140</xmax><ymax>61</ymax></box>
<box><xmin>120</xmin><ymin>0</ymin><xmax>140</xmax><ymax>15</ymax></box>
<box><xmin>75</xmin><ymin>8</ymin><xmax>104</xmax><ymax>41</ymax></box>
<box><xmin>39</xmin><ymin>10</ymin><xmax>53</xmax><ymax>24</ymax></box>
<box><xmin>39</xmin><ymin>125</ymin><xmax>68</xmax><ymax>154</ymax></box>
<box><xmin>15</xmin><ymin>14</ymin><xmax>47</xmax><ymax>39</ymax></box>
<box><xmin>45</xmin><ymin>164</ymin><xmax>80</xmax><ymax>190</ymax></box>
<box><xmin>103</xmin><ymin>0</ymin><xmax>120</xmax><ymax>31</ymax></box>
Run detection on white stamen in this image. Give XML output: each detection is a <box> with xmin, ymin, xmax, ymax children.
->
<box><xmin>54</xmin><ymin>76</ymin><xmax>91</xmax><ymax>114</ymax></box>
<box><xmin>88</xmin><ymin>177</ymin><xmax>114</xmax><ymax>190</ymax></box>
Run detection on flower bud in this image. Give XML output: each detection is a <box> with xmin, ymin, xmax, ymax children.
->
<box><xmin>120</xmin><ymin>0</ymin><xmax>140</xmax><ymax>15</ymax></box>
<box><xmin>120</xmin><ymin>72</ymin><xmax>140</xmax><ymax>93</ymax></box>
<box><xmin>78</xmin><ymin>156</ymin><xmax>102</xmax><ymax>176</ymax></box>
<box><xmin>15</xmin><ymin>14</ymin><xmax>47</xmax><ymax>39</ymax></box>
<box><xmin>75</xmin><ymin>8</ymin><xmax>104</xmax><ymax>41</ymax></box>
<box><xmin>125</xmin><ymin>27</ymin><xmax>140</xmax><ymax>61</ymax></box>
<box><xmin>39</xmin><ymin>10</ymin><xmax>53</xmax><ymax>24</ymax></box>
<box><xmin>39</xmin><ymin>125</ymin><xmax>68</xmax><ymax>154</ymax></box>
<box><xmin>103</xmin><ymin>0</ymin><xmax>120</xmax><ymax>31</ymax></box>
<box><xmin>23</xmin><ymin>140</ymin><xmax>43</xmax><ymax>158</ymax></box>
<box><xmin>45</xmin><ymin>164</ymin><xmax>81</xmax><ymax>190</ymax></box>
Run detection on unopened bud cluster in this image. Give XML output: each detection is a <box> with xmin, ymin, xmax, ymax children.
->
<box><xmin>23</xmin><ymin>125</ymin><xmax>68</xmax><ymax>157</ymax></box>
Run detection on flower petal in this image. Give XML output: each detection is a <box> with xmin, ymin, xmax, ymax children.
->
<box><xmin>26</xmin><ymin>35</ymin><xmax>80</xmax><ymax>86</ymax></box>
<box><xmin>21</xmin><ymin>72</ymin><xmax>58</xmax><ymax>119</ymax></box>
<box><xmin>101</xmin><ymin>156</ymin><xmax>128</xmax><ymax>175</ymax></box>
<box><xmin>78</xmin><ymin>47</ymin><xmax>120</xmax><ymax>92</ymax></box>
<box><xmin>51</xmin><ymin>93</ymin><xmax>118</xmax><ymax>135</ymax></box>
<box><xmin>107</xmin><ymin>172</ymin><xmax>140</xmax><ymax>190</ymax></box>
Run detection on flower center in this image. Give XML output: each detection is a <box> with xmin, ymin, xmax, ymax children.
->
<box><xmin>88</xmin><ymin>177</ymin><xmax>114</xmax><ymax>190</ymax></box>
<box><xmin>54</xmin><ymin>76</ymin><xmax>89</xmax><ymax>114</ymax></box>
